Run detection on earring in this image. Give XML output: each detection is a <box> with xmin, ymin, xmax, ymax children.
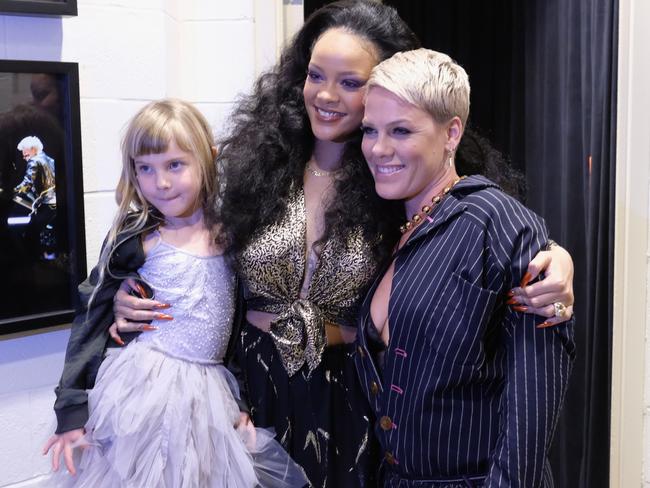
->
<box><xmin>448</xmin><ymin>148</ymin><xmax>455</xmax><ymax>167</ymax></box>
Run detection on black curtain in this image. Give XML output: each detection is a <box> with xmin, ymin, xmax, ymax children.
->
<box><xmin>382</xmin><ymin>1</ymin><xmax>527</xmax><ymax>174</ymax></box>
<box><xmin>522</xmin><ymin>2</ymin><xmax>617</xmax><ymax>485</ymax></box>
<box><xmin>304</xmin><ymin>1</ymin><xmax>618</xmax><ymax>486</ymax></box>
<box><xmin>305</xmin><ymin>0</ymin><xmax>334</xmax><ymax>14</ymax></box>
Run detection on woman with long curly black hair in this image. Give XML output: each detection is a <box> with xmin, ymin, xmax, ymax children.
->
<box><xmin>216</xmin><ymin>6</ymin><xmax>419</xmax><ymax>486</ymax></box>
<box><xmin>112</xmin><ymin>2</ymin><xmax>574</xmax><ymax>486</ymax></box>
<box><xmin>215</xmin><ymin>2</ymin><xmax>573</xmax><ymax>486</ymax></box>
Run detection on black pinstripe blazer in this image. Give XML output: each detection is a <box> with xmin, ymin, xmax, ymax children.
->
<box><xmin>355</xmin><ymin>175</ymin><xmax>575</xmax><ymax>487</ymax></box>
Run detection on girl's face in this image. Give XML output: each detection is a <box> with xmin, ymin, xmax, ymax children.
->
<box><xmin>361</xmin><ymin>86</ymin><xmax>461</xmax><ymax>213</ymax></box>
<box><xmin>303</xmin><ymin>28</ymin><xmax>379</xmax><ymax>144</ymax></box>
<box><xmin>133</xmin><ymin>139</ymin><xmax>203</xmax><ymax>220</ymax></box>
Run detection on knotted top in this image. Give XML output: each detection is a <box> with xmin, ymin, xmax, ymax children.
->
<box><xmin>238</xmin><ymin>187</ymin><xmax>379</xmax><ymax>376</ymax></box>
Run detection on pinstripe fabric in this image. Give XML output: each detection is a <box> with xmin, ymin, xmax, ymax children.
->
<box><xmin>355</xmin><ymin>175</ymin><xmax>575</xmax><ymax>488</ymax></box>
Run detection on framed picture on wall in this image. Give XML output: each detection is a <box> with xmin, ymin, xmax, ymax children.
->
<box><xmin>0</xmin><ymin>60</ymin><xmax>86</xmax><ymax>335</ymax></box>
<box><xmin>0</xmin><ymin>0</ymin><xmax>77</xmax><ymax>16</ymax></box>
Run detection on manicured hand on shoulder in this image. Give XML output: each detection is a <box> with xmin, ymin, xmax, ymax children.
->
<box><xmin>509</xmin><ymin>244</ymin><xmax>574</xmax><ymax>327</ymax></box>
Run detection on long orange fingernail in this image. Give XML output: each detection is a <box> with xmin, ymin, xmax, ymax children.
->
<box><xmin>513</xmin><ymin>305</ymin><xmax>528</xmax><ymax>312</ymax></box>
<box><xmin>153</xmin><ymin>303</ymin><xmax>171</xmax><ymax>309</ymax></box>
<box><xmin>520</xmin><ymin>272</ymin><xmax>533</xmax><ymax>287</ymax></box>
<box><xmin>115</xmin><ymin>337</ymin><xmax>125</xmax><ymax>346</ymax></box>
<box><xmin>135</xmin><ymin>283</ymin><xmax>147</xmax><ymax>297</ymax></box>
<box><xmin>142</xmin><ymin>325</ymin><xmax>158</xmax><ymax>331</ymax></box>
<box><xmin>155</xmin><ymin>313</ymin><xmax>173</xmax><ymax>321</ymax></box>
<box><xmin>537</xmin><ymin>321</ymin><xmax>553</xmax><ymax>328</ymax></box>
<box><xmin>506</xmin><ymin>298</ymin><xmax>519</xmax><ymax>305</ymax></box>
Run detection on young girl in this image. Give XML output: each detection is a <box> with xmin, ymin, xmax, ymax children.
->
<box><xmin>43</xmin><ymin>99</ymin><xmax>307</xmax><ymax>488</ymax></box>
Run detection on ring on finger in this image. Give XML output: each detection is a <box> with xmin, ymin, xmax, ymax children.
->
<box><xmin>553</xmin><ymin>302</ymin><xmax>569</xmax><ymax>319</ymax></box>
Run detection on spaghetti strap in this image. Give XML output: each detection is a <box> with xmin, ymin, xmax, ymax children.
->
<box><xmin>142</xmin><ymin>229</ymin><xmax>163</xmax><ymax>256</ymax></box>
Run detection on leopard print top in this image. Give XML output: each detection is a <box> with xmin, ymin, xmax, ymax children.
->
<box><xmin>237</xmin><ymin>187</ymin><xmax>379</xmax><ymax>376</ymax></box>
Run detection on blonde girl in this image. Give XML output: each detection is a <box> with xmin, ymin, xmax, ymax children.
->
<box><xmin>43</xmin><ymin>99</ymin><xmax>306</xmax><ymax>488</ymax></box>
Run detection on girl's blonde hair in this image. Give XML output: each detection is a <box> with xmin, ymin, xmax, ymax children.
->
<box><xmin>89</xmin><ymin>99</ymin><xmax>217</xmax><ymax>307</ymax></box>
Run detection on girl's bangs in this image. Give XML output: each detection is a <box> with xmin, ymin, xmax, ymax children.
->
<box><xmin>129</xmin><ymin>118</ymin><xmax>197</xmax><ymax>159</ymax></box>
<box><xmin>128</xmin><ymin>118</ymin><xmax>175</xmax><ymax>159</ymax></box>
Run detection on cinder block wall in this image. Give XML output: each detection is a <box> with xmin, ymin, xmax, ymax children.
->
<box><xmin>0</xmin><ymin>1</ymin><xmax>280</xmax><ymax>485</ymax></box>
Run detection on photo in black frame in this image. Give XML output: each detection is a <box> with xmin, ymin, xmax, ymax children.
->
<box><xmin>0</xmin><ymin>60</ymin><xmax>86</xmax><ymax>335</ymax></box>
<box><xmin>0</xmin><ymin>0</ymin><xmax>77</xmax><ymax>16</ymax></box>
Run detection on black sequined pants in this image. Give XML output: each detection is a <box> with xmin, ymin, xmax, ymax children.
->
<box><xmin>240</xmin><ymin>321</ymin><xmax>379</xmax><ymax>488</ymax></box>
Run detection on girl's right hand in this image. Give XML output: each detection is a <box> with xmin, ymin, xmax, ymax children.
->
<box><xmin>42</xmin><ymin>428</ymin><xmax>85</xmax><ymax>475</ymax></box>
<box><xmin>235</xmin><ymin>412</ymin><xmax>257</xmax><ymax>450</ymax></box>
<box><xmin>109</xmin><ymin>278</ymin><xmax>170</xmax><ymax>345</ymax></box>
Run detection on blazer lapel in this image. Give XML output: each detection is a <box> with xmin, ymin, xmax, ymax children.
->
<box><xmin>401</xmin><ymin>175</ymin><xmax>500</xmax><ymax>249</ymax></box>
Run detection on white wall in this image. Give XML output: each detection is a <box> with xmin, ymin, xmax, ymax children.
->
<box><xmin>610</xmin><ymin>0</ymin><xmax>650</xmax><ymax>486</ymax></box>
<box><xmin>0</xmin><ymin>1</ymin><xmax>300</xmax><ymax>485</ymax></box>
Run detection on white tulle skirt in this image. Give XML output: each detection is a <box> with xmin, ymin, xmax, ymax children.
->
<box><xmin>55</xmin><ymin>341</ymin><xmax>307</xmax><ymax>488</ymax></box>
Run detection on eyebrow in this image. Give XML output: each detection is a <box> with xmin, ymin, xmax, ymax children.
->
<box><xmin>133</xmin><ymin>155</ymin><xmax>186</xmax><ymax>165</ymax></box>
<box><xmin>362</xmin><ymin>118</ymin><xmax>413</xmax><ymax>125</ymax></box>
<box><xmin>307</xmin><ymin>63</ymin><xmax>367</xmax><ymax>77</ymax></box>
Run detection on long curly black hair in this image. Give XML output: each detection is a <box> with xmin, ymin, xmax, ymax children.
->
<box><xmin>217</xmin><ymin>0</ymin><xmax>420</xmax><ymax>263</ymax></box>
<box><xmin>457</xmin><ymin>126</ymin><xmax>527</xmax><ymax>202</ymax></box>
<box><xmin>217</xmin><ymin>0</ymin><xmax>525</xmax><ymax>264</ymax></box>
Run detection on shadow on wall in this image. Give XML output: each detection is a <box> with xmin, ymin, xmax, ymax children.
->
<box><xmin>0</xmin><ymin>328</ymin><xmax>70</xmax><ymax>396</ymax></box>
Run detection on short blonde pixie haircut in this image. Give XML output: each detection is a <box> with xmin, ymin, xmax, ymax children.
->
<box><xmin>366</xmin><ymin>48</ymin><xmax>470</xmax><ymax>126</ymax></box>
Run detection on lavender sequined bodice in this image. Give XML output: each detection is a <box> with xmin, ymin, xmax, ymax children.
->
<box><xmin>135</xmin><ymin>238</ymin><xmax>235</xmax><ymax>364</ymax></box>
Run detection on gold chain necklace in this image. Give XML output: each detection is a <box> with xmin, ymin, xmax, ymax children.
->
<box><xmin>400</xmin><ymin>176</ymin><xmax>466</xmax><ymax>234</ymax></box>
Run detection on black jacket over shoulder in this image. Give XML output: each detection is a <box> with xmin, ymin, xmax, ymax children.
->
<box><xmin>54</xmin><ymin>222</ymin><xmax>249</xmax><ymax>434</ymax></box>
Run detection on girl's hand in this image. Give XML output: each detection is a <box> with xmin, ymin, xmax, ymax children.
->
<box><xmin>509</xmin><ymin>244</ymin><xmax>574</xmax><ymax>327</ymax></box>
<box><xmin>42</xmin><ymin>429</ymin><xmax>85</xmax><ymax>475</ymax></box>
<box><xmin>109</xmin><ymin>278</ymin><xmax>170</xmax><ymax>344</ymax></box>
<box><xmin>235</xmin><ymin>412</ymin><xmax>257</xmax><ymax>449</ymax></box>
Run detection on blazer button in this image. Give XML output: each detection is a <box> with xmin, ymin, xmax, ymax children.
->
<box><xmin>379</xmin><ymin>416</ymin><xmax>393</xmax><ymax>430</ymax></box>
<box><xmin>385</xmin><ymin>451</ymin><xmax>397</xmax><ymax>465</ymax></box>
<box><xmin>370</xmin><ymin>381</ymin><xmax>379</xmax><ymax>396</ymax></box>
<box><xmin>357</xmin><ymin>345</ymin><xmax>365</xmax><ymax>358</ymax></box>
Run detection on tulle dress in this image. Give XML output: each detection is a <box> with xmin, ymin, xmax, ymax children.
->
<box><xmin>57</xmin><ymin>236</ymin><xmax>307</xmax><ymax>487</ymax></box>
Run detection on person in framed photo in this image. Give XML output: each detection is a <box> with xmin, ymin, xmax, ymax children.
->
<box><xmin>13</xmin><ymin>135</ymin><xmax>57</xmax><ymax>260</ymax></box>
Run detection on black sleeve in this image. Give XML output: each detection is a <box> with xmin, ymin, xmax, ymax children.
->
<box><xmin>53</xmin><ymin>265</ymin><xmax>119</xmax><ymax>434</ymax></box>
<box><xmin>224</xmin><ymin>277</ymin><xmax>251</xmax><ymax>414</ymax></box>
<box><xmin>483</xmin><ymin>197</ymin><xmax>576</xmax><ymax>487</ymax></box>
<box><xmin>53</xmin><ymin>229</ymin><xmax>146</xmax><ymax>434</ymax></box>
